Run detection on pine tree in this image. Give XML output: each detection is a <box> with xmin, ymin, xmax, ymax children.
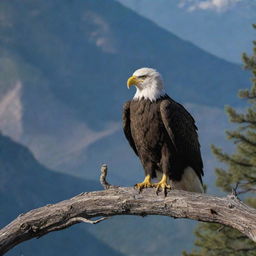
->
<box><xmin>183</xmin><ymin>25</ymin><xmax>256</xmax><ymax>256</ymax></box>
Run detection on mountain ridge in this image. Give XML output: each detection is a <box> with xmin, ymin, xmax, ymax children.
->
<box><xmin>0</xmin><ymin>132</ymin><xmax>125</xmax><ymax>256</ymax></box>
<box><xmin>118</xmin><ymin>0</ymin><xmax>256</xmax><ymax>63</ymax></box>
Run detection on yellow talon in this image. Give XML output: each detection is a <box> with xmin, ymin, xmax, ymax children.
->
<box><xmin>134</xmin><ymin>174</ymin><xmax>153</xmax><ymax>191</ymax></box>
<box><xmin>153</xmin><ymin>174</ymin><xmax>171</xmax><ymax>195</ymax></box>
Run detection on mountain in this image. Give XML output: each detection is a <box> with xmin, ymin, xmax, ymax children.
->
<box><xmin>0</xmin><ymin>0</ymin><xmax>248</xmax><ymax>177</ymax></box>
<box><xmin>0</xmin><ymin>133</ymin><xmax>124</xmax><ymax>256</ymax></box>
<box><xmin>117</xmin><ymin>0</ymin><xmax>256</xmax><ymax>63</ymax></box>
<box><xmin>0</xmin><ymin>0</ymin><xmax>249</xmax><ymax>116</ymax></box>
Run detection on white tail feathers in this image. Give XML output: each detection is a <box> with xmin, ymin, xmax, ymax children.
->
<box><xmin>156</xmin><ymin>166</ymin><xmax>204</xmax><ymax>193</ymax></box>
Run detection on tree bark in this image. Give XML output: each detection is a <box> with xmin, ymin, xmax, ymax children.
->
<box><xmin>1</xmin><ymin>187</ymin><xmax>256</xmax><ymax>255</ymax></box>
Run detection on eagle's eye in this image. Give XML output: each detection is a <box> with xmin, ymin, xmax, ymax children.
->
<box><xmin>138</xmin><ymin>75</ymin><xmax>147</xmax><ymax>79</ymax></box>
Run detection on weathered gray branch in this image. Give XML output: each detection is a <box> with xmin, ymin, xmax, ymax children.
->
<box><xmin>1</xmin><ymin>165</ymin><xmax>256</xmax><ymax>254</ymax></box>
<box><xmin>1</xmin><ymin>187</ymin><xmax>256</xmax><ymax>254</ymax></box>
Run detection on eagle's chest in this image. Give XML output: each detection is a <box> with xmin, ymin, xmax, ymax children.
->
<box><xmin>129</xmin><ymin>100</ymin><xmax>165</xmax><ymax>148</ymax></box>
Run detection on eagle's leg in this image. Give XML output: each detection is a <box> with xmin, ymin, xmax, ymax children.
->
<box><xmin>134</xmin><ymin>174</ymin><xmax>153</xmax><ymax>191</ymax></box>
<box><xmin>153</xmin><ymin>145</ymin><xmax>171</xmax><ymax>195</ymax></box>
<box><xmin>153</xmin><ymin>173</ymin><xmax>171</xmax><ymax>195</ymax></box>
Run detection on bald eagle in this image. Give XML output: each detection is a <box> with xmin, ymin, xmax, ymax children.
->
<box><xmin>123</xmin><ymin>67</ymin><xmax>204</xmax><ymax>194</ymax></box>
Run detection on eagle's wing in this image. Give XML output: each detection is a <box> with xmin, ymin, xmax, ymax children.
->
<box><xmin>160</xmin><ymin>99</ymin><xmax>204</xmax><ymax>181</ymax></box>
<box><xmin>122</xmin><ymin>101</ymin><xmax>138</xmax><ymax>156</ymax></box>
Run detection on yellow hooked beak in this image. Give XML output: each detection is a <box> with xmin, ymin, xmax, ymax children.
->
<box><xmin>127</xmin><ymin>75</ymin><xmax>140</xmax><ymax>89</ymax></box>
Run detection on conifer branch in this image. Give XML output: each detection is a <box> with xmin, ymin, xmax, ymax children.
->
<box><xmin>227</xmin><ymin>131</ymin><xmax>256</xmax><ymax>147</ymax></box>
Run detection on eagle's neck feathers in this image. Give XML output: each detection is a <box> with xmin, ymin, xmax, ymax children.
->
<box><xmin>133</xmin><ymin>81</ymin><xmax>166</xmax><ymax>102</ymax></box>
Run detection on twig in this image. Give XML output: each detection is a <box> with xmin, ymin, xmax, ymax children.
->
<box><xmin>62</xmin><ymin>216</ymin><xmax>108</xmax><ymax>226</ymax></box>
<box><xmin>232</xmin><ymin>181</ymin><xmax>256</xmax><ymax>195</ymax></box>
<box><xmin>100</xmin><ymin>164</ymin><xmax>119</xmax><ymax>189</ymax></box>
<box><xmin>232</xmin><ymin>182</ymin><xmax>240</xmax><ymax>196</ymax></box>
<box><xmin>217</xmin><ymin>225</ymin><xmax>226</xmax><ymax>232</ymax></box>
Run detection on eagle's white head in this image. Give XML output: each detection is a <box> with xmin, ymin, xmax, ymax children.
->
<box><xmin>127</xmin><ymin>67</ymin><xmax>166</xmax><ymax>101</ymax></box>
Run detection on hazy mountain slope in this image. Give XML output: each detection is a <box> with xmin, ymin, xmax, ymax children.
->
<box><xmin>118</xmin><ymin>0</ymin><xmax>256</xmax><ymax>63</ymax></box>
<box><xmin>0</xmin><ymin>0</ymin><xmax>249</xmax><ymax>118</ymax></box>
<box><xmin>87</xmin><ymin>215</ymin><xmax>196</xmax><ymax>256</ymax></box>
<box><xmin>0</xmin><ymin>0</ymin><xmax>249</xmax><ymax>176</ymax></box>
<box><xmin>0</xmin><ymin>133</ymin><xmax>124</xmax><ymax>256</ymax></box>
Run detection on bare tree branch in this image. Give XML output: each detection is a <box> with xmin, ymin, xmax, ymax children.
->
<box><xmin>1</xmin><ymin>187</ymin><xmax>256</xmax><ymax>254</ymax></box>
<box><xmin>1</xmin><ymin>165</ymin><xmax>256</xmax><ymax>255</ymax></box>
